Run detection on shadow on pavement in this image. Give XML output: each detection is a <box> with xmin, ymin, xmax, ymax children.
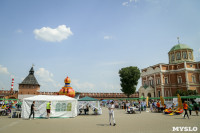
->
<box><xmin>174</xmin><ymin>118</ymin><xmax>187</xmax><ymax>119</ymax></box>
<box><xmin>96</xmin><ymin>124</ymin><xmax>110</xmax><ymax>126</ymax></box>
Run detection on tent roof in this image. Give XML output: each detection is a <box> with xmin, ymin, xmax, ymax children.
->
<box><xmin>78</xmin><ymin>96</ymin><xmax>99</xmax><ymax>101</ymax></box>
<box><xmin>23</xmin><ymin>95</ymin><xmax>76</xmax><ymax>101</ymax></box>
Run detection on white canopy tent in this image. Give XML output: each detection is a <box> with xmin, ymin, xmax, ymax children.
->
<box><xmin>22</xmin><ymin>95</ymin><xmax>77</xmax><ymax>119</ymax></box>
<box><xmin>78</xmin><ymin>96</ymin><xmax>102</xmax><ymax>115</ymax></box>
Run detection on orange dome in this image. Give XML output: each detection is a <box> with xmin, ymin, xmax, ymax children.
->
<box><xmin>59</xmin><ymin>87</ymin><xmax>75</xmax><ymax>98</ymax></box>
<box><xmin>64</xmin><ymin>76</ymin><xmax>71</xmax><ymax>84</ymax></box>
<box><xmin>58</xmin><ymin>76</ymin><xmax>75</xmax><ymax>98</ymax></box>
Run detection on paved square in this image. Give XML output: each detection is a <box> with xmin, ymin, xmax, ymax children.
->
<box><xmin>0</xmin><ymin>108</ymin><xmax>199</xmax><ymax>133</ymax></box>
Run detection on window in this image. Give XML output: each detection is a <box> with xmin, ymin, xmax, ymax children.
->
<box><xmin>176</xmin><ymin>52</ymin><xmax>181</xmax><ymax>60</ymax></box>
<box><xmin>143</xmin><ymin>81</ymin><xmax>146</xmax><ymax>85</ymax></box>
<box><xmin>149</xmin><ymin>80</ymin><xmax>154</xmax><ymax>86</ymax></box>
<box><xmin>171</xmin><ymin>54</ymin><xmax>175</xmax><ymax>61</ymax></box>
<box><xmin>189</xmin><ymin>52</ymin><xmax>192</xmax><ymax>60</ymax></box>
<box><xmin>192</xmin><ymin>75</ymin><xmax>196</xmax><ymax>83</ymax></box>
<box><xmin>158</xmin><ymin>91</ymin><xmax>161</xmax><ymax>97</ymax></box>
<box><xmin>190</xmin><ymin>64</ymin><xmax>193</xmax><ymax>67</ymax></box>
<box><xmin>61</xmin><ymin>103</ymin><xmax>67</xmax><ymax>111</ymax></box>
<box><xmin>164</xmin><ymin>77</ymin><xmax>168</xmax><ymax>84</ymax></box>
<box><xmin>183</xmin><ymin>52</ymin><xmax>187</xmax><ymax>59</ymax></box>
<box><xmin>157</xmin><ymin>78</ymin><xmax>160</xmax><ymax>84</ymax></box>
<box><xmin>165</xmin><ymin>90</ymin><xmax>168</xmax><ymax>97</ymax></box>
<box><xmin>178</xmin><ymin>76</ymin><xmax>182</xmax><ymax>84</ymax></box>
<box><xmin>67</xmin><ymin>103</ymin><xmax>72</xmax><ymax>111</ymax></box>
<box><xmin>56</xmin><ymin>103</ymin><xmax>61</xmax><ymax>112</ymax></box>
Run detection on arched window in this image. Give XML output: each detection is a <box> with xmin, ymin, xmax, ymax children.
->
<box><xmin>192</xmin><ymin>75</ymin><xmax>196</xmax><ymax>83</ymax></box>
<box><xmin>189</xmin><ymin>52</ymin><xmax>192</xmax><ymax>60</ymax></box>
<box><xmin>157</xmin><ymin>78</ymin><xmax>160</xmax><ymax>84</ymax></box>
<box><xmin>178</xmin><ymin>76</ymin><xmax>182</xmax><ymax>84</ymax></box>
<box><xmin>147</xmin><ymin>93</ymin><xmax>151</xmax><ymax>98</ymax></box>
<box><xmin>176</xmin><ymin>52</ymin><xmax>181</xmax><ymax>60</ymax></box>
<box><xmin>164</xmin><ymin>77</ymin><xmax>168</xmax><ymax>84</ymax></box>
<box><xmin>142</xmin><ymin>93</ymin><xmax>144</xmax><ymax>97</ymax></box>
<box><xmin>171</xmin><ymin>54</ymin><xmax>175</xmax><ymax>61</ymax></box>
<box><xmin>183</xmin><ymin>52</ymin><xmax>187</xmax><ymax>59</ymax></box>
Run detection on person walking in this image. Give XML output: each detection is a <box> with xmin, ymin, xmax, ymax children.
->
<box><xmin>138</xmin><ymin>101</ymin><xmax>141</xmax><ymax>113</ymax></box>
<box><xmin>150</xmin><ymin>102</ymin><xmax>153</xmax><ymax>112</ymax></box>
<box><xmin>183</xmin><ymin>101</ymin><xmax>189</xmax><ymax>119</ymax></box>
<box><xmin>108</xmin><ymin>101</ymin><xmax>116</xmax><ymax>126</ymax></box>
<box><xmin>156</xmin><ymin>101</ymin><xmax>160</xmax><ymax>112</ymax></box>
<box><xmin>188</xmin><ymin>102</ymin><xmax>193</xmax><ymax>116</ymax></box>
<box><xmin>193</xmin><ymin>102</ymin><xmax>199</xmax><ymax>116</ymax></box>
<box><xmin>46</xmin><ymin>101</ymin><xmax>51</xmax><ymax>119</ymax></box>
<box><xmin>29</xmin><ymin>101</ymin><xmax>35</xmax><ymax>120</ymax></box>
<box><xmin>126</xmin><ymin>101</ymin><xmax>130</xmax><ymax>111</ymax></box>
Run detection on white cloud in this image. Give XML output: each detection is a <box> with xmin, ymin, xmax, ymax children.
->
<box><xmin>131</xmin><ymin>0</ymin><xmax>138</xmax><ymax>3</ymax></box>
<box><xmin>123</xmin><ymin>0</ymin><xmax>139</xmax><ymax>6</ymax></box>
<box><xmin>0</xmin><ymin>65</ymin><xmax>9</xmax><ymax>74</ymax></box>
<box><xmin>33</xmin><ymin>25</ymin><xmax>73</xmax><ymax>42</ymax></box>
<box><xmin>122</xmin><ymin>2</ymin><xmax>129</xmax><ymax>6</ymax></box>
<box><xmin>104</xmin><ymin>35</ymin><xmax>113</xmax><ymax>40</ymax></box>
<box><xmin>35</xmin><ymin>68</ymin><xmax>53</xmax><ymax>82</ymax></box>
<box><xmin>71</xmin><ymin>79</ymin><xmax>95</xmax><ymax>92</ymax></box>
<box><xmin>35</xmin><ymin>68</ymin><xmax>62</xmax><ymax>91</ymax></box>
<box><xmin>16</xmin><ymin>29</ymin><xmax>23</xmax><ymax>33</ymax></box>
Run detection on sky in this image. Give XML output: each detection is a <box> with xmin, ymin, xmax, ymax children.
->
<box><xmin>0</xmin><ymin>0</ymin><xmax>200</xmax><ymax>93</ymax></box>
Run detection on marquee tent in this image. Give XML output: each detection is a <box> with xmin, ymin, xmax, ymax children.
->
<box><xmin>22</xmin><ymin>95</ymin><xmax>77</xmax><ymax>119</ymax></box>
<box><xmin>78</xmin><ymin>96</ymin><xmax>102</xmax><ymax>115</ymax></box>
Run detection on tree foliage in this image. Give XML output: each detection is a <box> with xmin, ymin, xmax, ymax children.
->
<box><xmin>119</xmin><ymin>66</ymin><xmax>140</xmax><ymax>97</ymax></box>
<box><xmin>176</xmin><ymin>89</ymin><xmax>198</xmax><ymax>96</ymax></box>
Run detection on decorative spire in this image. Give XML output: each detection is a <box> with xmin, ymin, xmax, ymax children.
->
<box><xmin>177</xmin><ymin>37</ymin><xmax>180</xmax><ymax>44</ymax></box>
<box><xmin>29</xmin><ymin>66</ymin><xmax>34</xmax><ymax>75</ymax></box>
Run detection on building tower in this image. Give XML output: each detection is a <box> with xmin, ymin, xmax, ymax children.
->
<box><xmin>18</xmin><ymin>66</ymin><xmax>40</xmax><ymax>95</ymax></box>
<box><xmin>168</xmin><ymin>38</ymin><xmax>194</xmax><ymax>64</ymax></box>
<box><xmin>10</xmin><ymin>78</ymin><xmax>14</xmax><ymax>92</ymax></box>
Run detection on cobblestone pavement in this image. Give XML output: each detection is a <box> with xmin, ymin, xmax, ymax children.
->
<box><xmin>0</xmin><ymin>108</ymin><xmax>199</xmax><ymax>133</ymax></box>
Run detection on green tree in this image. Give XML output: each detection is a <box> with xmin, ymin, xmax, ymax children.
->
<box><xmin>119</xmin><ymin>66</ymin><xmax>140</xmax><ymax>98</ymax></box>
<box><xmin>176</xmin><ymin>89</ymin><xmax>187</xmax><ymax>96</ymax></box>
<box><xmin>176</xmin><ymin>89</ymin><xmax>198</xmax><ymax>96</ymax></box>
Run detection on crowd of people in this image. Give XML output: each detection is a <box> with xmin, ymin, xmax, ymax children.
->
<box><xmin>0</xmin><ymin>100</ymin><xmax>22</xmax><ymax>116</ymax></box>
<box><xmin>0</xmin><ymin>98</ymin><xmax>200</xmax><ymax>125</ymax></box>
<box><xmin>104</xmin><ymin>99</ymin><xmax>200</xmax><ymax>126</ymax></box>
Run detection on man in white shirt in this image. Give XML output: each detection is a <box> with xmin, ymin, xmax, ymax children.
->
<box><xmin>126</xmin><ymin>101</ymin><xmax>130</xmax><ymax>111</ymax></box>
<box><xmin>108</xmin><ymin>101</ymin><xmax>116</xmax><ymax>126</ymax></box>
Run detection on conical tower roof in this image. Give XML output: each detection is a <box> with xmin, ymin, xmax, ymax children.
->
<box><xmin>20</xmin><ymin>67</ymin><xmax>40</xmax><ymax>85</ymax></box>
